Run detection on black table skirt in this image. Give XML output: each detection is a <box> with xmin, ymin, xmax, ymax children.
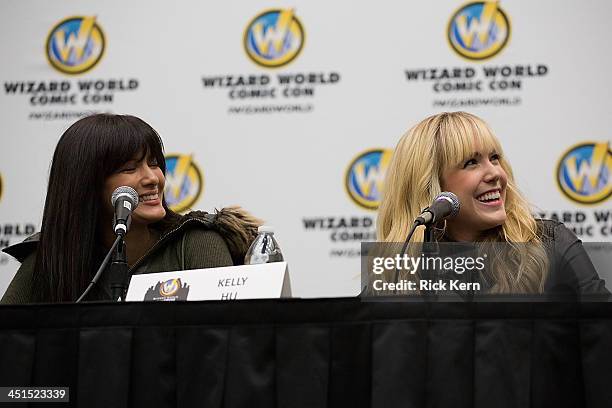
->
<box><xmin>0</xmin><ymin>298</ymin><xmax>611</xmax><ymax>408</ymax></box>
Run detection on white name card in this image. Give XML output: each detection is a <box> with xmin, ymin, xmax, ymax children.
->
<box><xmin>125</xmin><ymin>262</ymin><xmax>291</xmax><ymax>302</ymax></box>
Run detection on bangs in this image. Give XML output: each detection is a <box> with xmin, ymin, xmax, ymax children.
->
<box><xmin>436</xmin><ymin>112</ymin><xmax>502</xmax><ymax>170</ymax></box>
<box><xmin>97</xmin><ymin>115</ymin><xmax>166</xmax><ymax>176</ymax></box>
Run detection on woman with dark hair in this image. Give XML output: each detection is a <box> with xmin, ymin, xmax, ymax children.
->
<box><xmin>1</xmin><ymin>114</ymin><xmax>260</xmax><ymax>303</ymax></box>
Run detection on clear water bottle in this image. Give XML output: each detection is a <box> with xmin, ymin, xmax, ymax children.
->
<box><xmin>244</xmin><ymin>226</ymin><xmax>284</xmax><ymax>264</ymax></box>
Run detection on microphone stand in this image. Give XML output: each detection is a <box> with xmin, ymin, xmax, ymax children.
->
<box><xmin>76</xmin><ymin>229</ymin><xmax>130</xmax><ymax>303</ymax></box>
<box><xmin>76</xmin><ymin>235</ymin><xmax>122</xmax><ymax>303</ymax></box>
<box><xmin>76</xmin><ymin>190</ymin><xmax>136</xmax><ymax>303</ymax></box>
<box><xmin>393</xmin><ymin>211</ymin><xmax>438</xmax><ymax>286</ymax></box>
<box><xmin>422</xmin><ymin>223</ymin><xmax>440</xmax><ymax>300</ymax></box>
<box><xmin>424</xmin><ymin>222</ymin><xmax>472</xmax><ymax>302</ymax></box>
<box><xmin>423</xmin><ymin>224</ymin><xmax>435</xmax><ymax>243</ymax></box>
<box><xmin>109</xmin><ymin>236</ymin><xmax>129</xmax><ymax>302</ymax></box>
<box><xmin>393</xmin><ymin>221</ymin><xmax>419</xmax><ymax>286</ymax></box>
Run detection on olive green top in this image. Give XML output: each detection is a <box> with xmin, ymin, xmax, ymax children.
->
<box><xmin>1</xmin><ymin>215</ymin><xmax>241</xmax><ymax>304</ymax></box>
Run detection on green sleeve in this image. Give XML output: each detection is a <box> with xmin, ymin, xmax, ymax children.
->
<box><xmin>1</xmin><ymin>252</ymin><xmax>36</xmax><ymax>304</ymax></box>
<box><xmin>182</xmin><ymin>229</ymin><xmax>234</xmax><ymax>270</ymax></box>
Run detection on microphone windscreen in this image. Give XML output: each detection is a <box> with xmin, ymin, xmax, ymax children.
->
<box><xmin>111</xmin><ymin>186</ymin><xmax>139</xmax><ymax>209</ymax></box>
<box><xmin>437</xmin><ymin>191</ymin><xmax>460</xmax><ymax>217</ymax></box>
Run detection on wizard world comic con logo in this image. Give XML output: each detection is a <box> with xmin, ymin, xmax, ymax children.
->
<box><xmin>447</xmin><ymin>1</ymin><xmax>510</xmax><ymax>60</ymax></box>
<box><xmin>144</xmin><ymin>278</ymin><xmax>190</xmax><ymax>301</ymax></box>
<box><xmin>244</xmin><ymin>9</ymin><xmax>305</xmax><ymax>68</ymax></box>
<box><xmin>557</xmin><ymin>142</ymin><xmax>612</xmax><ymax>205</ymax></box>
<box><xmin>164</xmin><ymin>154</ymin><xmax>204</xmax><ymax>213</ymax></box>
<box><xmin>46</xmin><ymin>16</ymin><xmax>105</xmax><ymax>74</ymax></box>
<box><xmin>345</xmin><ymin>149</ymin><xmax>393</xmax><ymax>210</ymax></box>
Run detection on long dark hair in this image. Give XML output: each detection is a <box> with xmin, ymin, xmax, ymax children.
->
<box><xmin>32</xmin><ymin>114</ymin><xmax>180</xmax><ymax>302</ymax></box>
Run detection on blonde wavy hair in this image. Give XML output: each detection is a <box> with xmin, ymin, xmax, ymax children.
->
<box><xmin>377</xmin><ymin>112</ymin><xmax>548</xmax><ymax>293</ymax></box>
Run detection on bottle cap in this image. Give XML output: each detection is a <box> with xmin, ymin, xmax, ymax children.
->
<box><xmin>258</xmin><ymin>225</ymin><xmax>274</xmax><ymax>234</ymax></box>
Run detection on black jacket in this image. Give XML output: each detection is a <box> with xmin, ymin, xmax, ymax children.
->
<box><xmin>538</xmin><ymin>219</ymin><xmax>609</xmax><ymax>296</ymax></box>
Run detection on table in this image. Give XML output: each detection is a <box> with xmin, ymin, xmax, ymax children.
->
<box><xmin>1</xmin><ymin>298</ymin><xmax>611</xmax><ymax>408</ymax></box>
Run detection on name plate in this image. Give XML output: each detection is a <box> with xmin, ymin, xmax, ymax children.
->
<box><xmin>125</xmin><ymin>262</ymin><xmax>291</xmax><ymax>301</ymax></box>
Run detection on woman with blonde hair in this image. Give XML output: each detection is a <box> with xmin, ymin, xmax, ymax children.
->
<box><xmin>376</xmin><ymin>111</ymin><xmax>606</xmax><ymax>295</ymax></box>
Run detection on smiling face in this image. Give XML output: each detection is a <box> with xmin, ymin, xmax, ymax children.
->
<box><xmin>426</xmin><ymin>112</ymin><xmax>512</xmax><ymax>242</ymax></box>
<box><xmin>103</xmin><ymin>151</ymin><xmax>166</xmax><ymax>227</ymax></box>
<box><xmin>441</xmin><ymin>147</ymin><xmax>508</xmax><ymax>241</ymax></box>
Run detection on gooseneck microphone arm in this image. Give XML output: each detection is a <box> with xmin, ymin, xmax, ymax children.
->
<box><xmin>392</xmin><ymin>192</ymin><xmax>461</xmax><ymax>285</ymax></box>
<box><xmin>393</xmin><ymin>221</ymin><xmax>420</xmax><ymax>285</ymax></box>
<box><xmin>76</xmin><ymin>235</ymin><xmax>122</xmax><ymax>303</ymax></box>
<box><xmin>75</xmin><ymin>186</ymin><xmax>139</xmax><ymax>303</ymax></box>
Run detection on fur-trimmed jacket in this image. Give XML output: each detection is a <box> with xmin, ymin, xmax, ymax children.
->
<box><xmin>1</xmin><ymin>207</ymin><xmax>262</xmax><ymax>304</ymax></box>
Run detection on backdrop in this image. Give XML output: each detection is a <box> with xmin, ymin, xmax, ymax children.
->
<box><xmin>1</xmin><ymin>0</ymin><xmax>611</xmax><ymax>298</ymax></box>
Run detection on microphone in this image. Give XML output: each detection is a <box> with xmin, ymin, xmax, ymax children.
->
<box><xmin>111</xmin><ymin>186</ymin><xmax>139</xmax><ymax>236</ymax></box>
<box><xmin>415</xmin><ymin>192</ymin><xmax>460</xmax><ymax>225</ymax></box>
<box><xmin>392</xmin><ymin>192</ymin><xmax>460</xmax><ymax>285</ymax></box>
